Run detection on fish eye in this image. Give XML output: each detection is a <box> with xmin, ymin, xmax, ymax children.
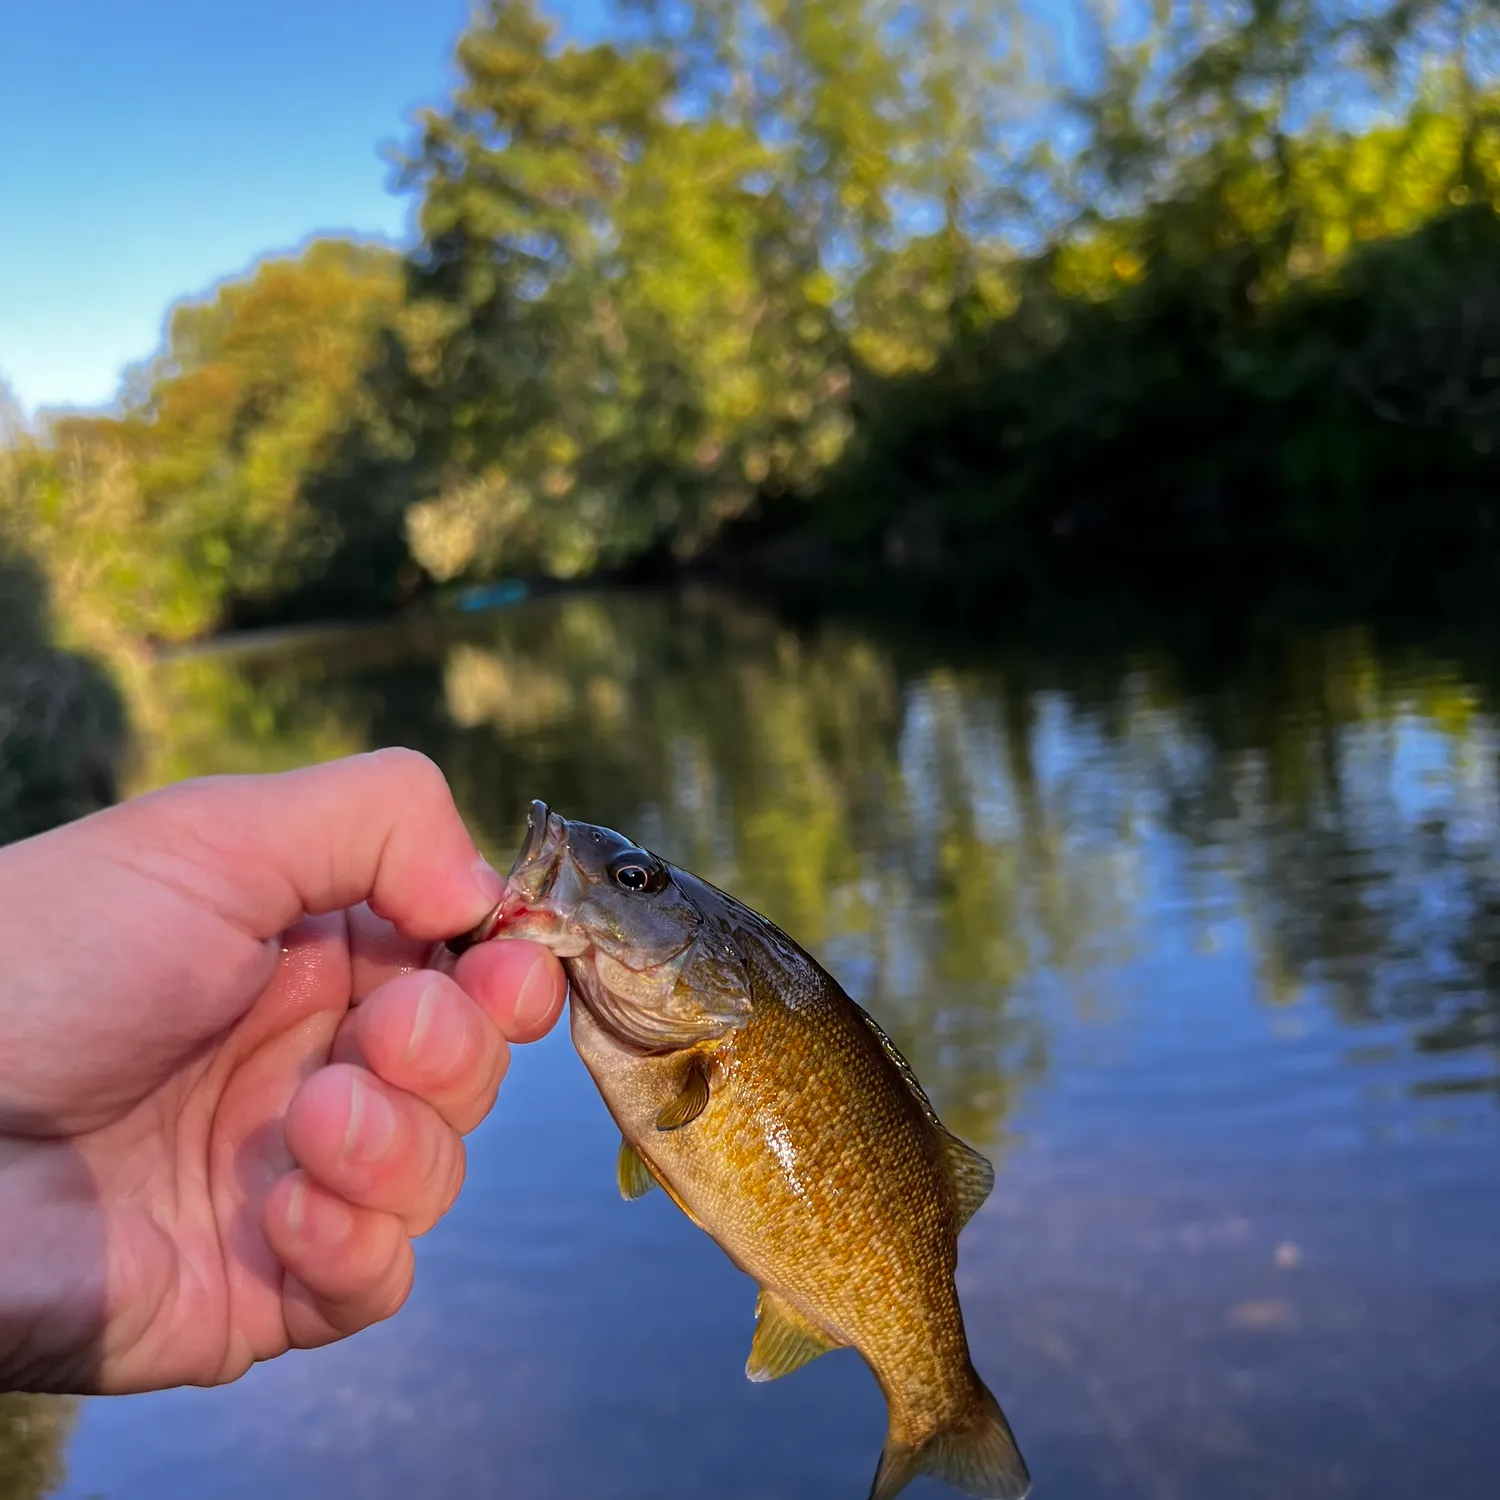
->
<box><xmin>608</xmin><ymin>851</ymin><xmax>665</xmax><ymax>893</ymax></box>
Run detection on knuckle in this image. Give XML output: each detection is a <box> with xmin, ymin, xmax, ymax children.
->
<box><xmin>368</xmin><ymin>747</ymin><xmax>449</xmax><ymax>805</ymax></box>
<box><xmin>441</xmin><ymin>1137</ymin><xmax>467</xmax><ymax>1216</ymax></box>
<box><xmin>380</xmin><ymin>1251</ymin><xmax>416</xmax><ymax>1322</ymax></box>
<box><xmin>455</xmin><ymin>1066</ymin><xmax>502</xmax><ymax>1135</ymax></box>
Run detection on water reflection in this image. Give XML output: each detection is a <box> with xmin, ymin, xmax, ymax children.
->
<box><xmin>55</xmin><ymin>587</ymin><xmax>1500</xmax><ymax>1500</ymax></box>
<box><xmin>129</xmin><ymin>591</ymin><xmax>1500</xmax><ymax>1120</ymax></box>
<box><xmin>0</xmin><ymin>1397</ymin><xmax>74</xmax><ymax>1500</ymax></box>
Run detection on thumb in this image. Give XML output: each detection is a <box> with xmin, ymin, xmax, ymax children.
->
<box><xmin>114</xmin><ymin>749</ymin><xmax>506</xmax><ymax>943</ymax></box>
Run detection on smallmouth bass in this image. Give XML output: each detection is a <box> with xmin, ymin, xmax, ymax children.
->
<box><xmin>455</xmin><ymin>801</ymin><xmax>1030</xmax><ymax>1500</ymax></box>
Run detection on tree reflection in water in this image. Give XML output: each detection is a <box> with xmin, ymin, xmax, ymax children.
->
<box><xmin>127</xmin><ymin>590</ymin><xmax>1500</xmax><ymax>1142</ymax></box>
<box><xmin>0</xmin><ymin>1396</ymin><xmax>75</xmax><ymax>1500</ymax></box>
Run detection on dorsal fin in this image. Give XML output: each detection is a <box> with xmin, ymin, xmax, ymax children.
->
<box><xmin>940</xmin><ymin>1133</ymin><xmax>995</xmax><ymax>1231</ymax></box>
<box><xmin>856</xmin><ymin>1005</ymin><xmax>995</xmax><ymax>1230</ymax></box>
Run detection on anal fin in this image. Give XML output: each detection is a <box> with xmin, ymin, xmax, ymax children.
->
<box><xmin>746</xmin><ymin>1289</ymin><xmax>839</xmax><ymax>1383</ymax></box>
<box><xmin>617</xmin><ymin>1138</ymin><xmax>658</xmax><ymax>1200</ymax></box>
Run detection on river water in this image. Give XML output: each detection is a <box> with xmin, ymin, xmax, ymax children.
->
<box><xmin>20</xmin><ymin>588</ymin><xmax>1500</xmax><ymax>1499</ymax></box>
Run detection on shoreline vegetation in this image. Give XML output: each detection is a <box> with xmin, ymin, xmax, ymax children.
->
<box><xmin>4</xmin><ymin>0</ymin><xmax>1500</xmax><ymax>834</ymax></box>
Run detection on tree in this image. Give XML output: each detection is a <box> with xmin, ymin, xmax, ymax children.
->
<box><xmin>109</xmin><ymin>237</ymin><xmax>409</xmax><ymax>628</ymax></box>
<box><xmin>395</xmin><ymin>0</ymin><xmax>1034</xmax><ymax>581</ymax></box>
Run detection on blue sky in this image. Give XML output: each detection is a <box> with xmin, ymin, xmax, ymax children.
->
<box><xmin>0</xmin><ymin>0</ymin><xmax>607</xmax><ymax>416</ymax></box>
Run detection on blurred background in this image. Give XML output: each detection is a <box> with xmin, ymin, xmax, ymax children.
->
<box><xmin>4</xmin><ymin>1</ymin><xmax>1500</xmax><ymax>1496</ymax></box>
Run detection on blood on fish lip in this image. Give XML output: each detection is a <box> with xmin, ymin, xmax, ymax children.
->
<box><xmin>444</xmin><ymin>900</ymin><xmax>553</xmax><ymax>957</ymax></box>
<box><xmin>445</xmin><ymin>903</ymin><xmax>505</xmax><ymax>956</ymax></box>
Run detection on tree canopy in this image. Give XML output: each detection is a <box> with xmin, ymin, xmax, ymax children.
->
<box><xmin>4</xmin><ymin>0</ymin><xmax>1500</xmax><ymax>665</ymax></box>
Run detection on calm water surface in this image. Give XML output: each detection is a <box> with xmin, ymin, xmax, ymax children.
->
<box><xmin>19</xmin><ymin>589</ymin><xmax>1500</xmax><ymax>1499</ymax></box>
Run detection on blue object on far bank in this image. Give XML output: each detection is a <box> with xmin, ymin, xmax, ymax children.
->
<box><xmin>455</xmin><ymin>580</ymin><xmax>530</xmax><ymax>612</ymax></box>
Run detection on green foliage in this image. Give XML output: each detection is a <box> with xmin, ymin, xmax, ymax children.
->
<box><xmin>389</xmin><ymin>0</ymin><xmax>1500</xmax><ymax>598</ymax></box>
<box><xmin>821</xmin><ymin>193</ymin><xmax>1500</xmax><ymax>610</ymax></box>
<box><xmin>0</xmin><ymin>552</ymin><xmax>124</xmax><ymax>843</ymax></box>
<box><xmin>393</xmin><ymin>0</ymin><xmax>1030</xmax><ymax>581</ymax></box>
<box><xmin>9</xmin><ymin>0</ymin><xmax>1500</xmax><ymax>681</ymax></box>
<box><xmin>112</xmin><ymin>238</ymin><xmax>412</xmax><ymax>627</ymax></box>
<box><xmin>9</xmin><ymin>240</ymin><xmax>410</xmax><ymax>656</ymax></box>
<box><xmin>0</xmin><ymin>445</ymin><xmax>128</xmax><ymax>844</ymax></box>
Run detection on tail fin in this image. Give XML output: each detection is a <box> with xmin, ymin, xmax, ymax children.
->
<box><xmin>868</xmin><ymin>1376</ymin><xmax>1030</xmax><ymax>1500</ymax></box>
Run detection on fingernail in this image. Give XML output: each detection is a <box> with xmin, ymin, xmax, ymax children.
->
<box><xmin>406</xmin><ymin>978</ymin><xmax>468</xmax><ymax>1074</ymax></box>
<box><xmin>405</xmin><ymin>979</ymin><xmax>439</xmax><ymax>1064</ymax></box>
<box><xmin>342</xmin><ymin>1072</ymin><xmax>399</xmax><ymax>1164</ymax></box>
<box><xmin>284</xmin><ymin>1176</ymin><xmax>307</xmax><ymax>1237</ymax></box>
<box><xmin>472</xmin><ymin>856</ymin><xmax>506</xmax><ymax>910</ymax></box>
<box><xmin>514</xmin><ymin>953</ymin><xmax>560</xmax><ymax>1032</ymax></box>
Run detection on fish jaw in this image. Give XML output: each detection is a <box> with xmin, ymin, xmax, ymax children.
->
<box><xmin>457</xmin><ymin>800</ymin><xmax>750</xmax><ymax>1049</ymax></box>
<box><xmin>490</xmin><ymin>890</ymin><xmax>593</xmax><ymax>959</ymax></box>
<box><xmin>445</xmin><ymin>800</ymin><xmax>586</xmax><ymax>956</ymax></box>
<box><xmin>486</xmin><ymin>800</ymin><xmax>589</xmax><ymax>954</ymax></box>
<box><xmin>449</xmin><ymin>800</ymin><xmax>593</xmax><ymax>957</ymax></box>
<box><xmin>504</xmin><ymin>799</ymin><xmax>569</xmax><ymax>903</ymax></box>
<box><xmin>485</xmin><ymin>799</ymin><xmax>701</xmax><ymax>968</ymax></box>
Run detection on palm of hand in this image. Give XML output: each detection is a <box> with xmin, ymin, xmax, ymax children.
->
<box><xmin>72</xmin><ymin>909</ymin><xmax>420</xmax><ymax>1392</ymax></box>
<box><xmin>0</xmin><ymin>752</ymin><xmax>564</xmax><ymax>1395</ymax></box>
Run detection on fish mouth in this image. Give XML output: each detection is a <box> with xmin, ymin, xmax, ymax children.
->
<box><xmin>504</xmin><ymin>799</ymin><xmax>571</xmax><ymax>904</ymax></box>
<box><xmin>445</xmin><ymin>799</ymin><xmax>570</xmax><ymax>955</ymax></box>
<box><xmin>511</xmin><ymin>799</ymin><xmax>551</xmax><ymax>871</ymax></box>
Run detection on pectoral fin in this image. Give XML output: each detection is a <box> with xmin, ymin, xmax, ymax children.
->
<box><xmin>745</xmin><ymin>1289</ymin><xmax>840</xmax><ymax>1383</ymax></box>
<box><xmin>655</xmin><ymin>1055</ymin><xmax>710</xmax><ymax>1131</ymax></box>
<box><xmin>617</xmin><ymin>1138</ymin><xmax>658</xmax><ymax>1200</ymax></box>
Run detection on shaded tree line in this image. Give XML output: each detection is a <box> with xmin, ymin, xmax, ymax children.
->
<box><xmin>0</xmin><ymin>423</ymin><xmax>125</xmax><ymax>844</ymax></box>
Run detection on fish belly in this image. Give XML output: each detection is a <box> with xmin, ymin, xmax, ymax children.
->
<box><xmin>570</xmin><ymin>997</ymin><xmax>968</xmax><ymax>1425</ymax></box>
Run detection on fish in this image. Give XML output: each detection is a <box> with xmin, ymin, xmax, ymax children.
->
<box><xmin>453</xmin><ymin>800</ymin><xmax>1030</xmax><ymax>1500</ymax></box>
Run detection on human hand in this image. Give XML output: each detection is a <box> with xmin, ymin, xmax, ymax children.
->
<box><xmin>0</xmin><ymin>749</ymin><xmax>566</xmax><ymax>1395</ymax></box>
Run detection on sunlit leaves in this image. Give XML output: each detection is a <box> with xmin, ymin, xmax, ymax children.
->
<box><xmin>119</xmin><ymin>239</ymin><xmax>406</xmax><ymax>613</ymax></box>
<box><xmin>10</xmin><ymin>0</ymin><xmax>1500</xmax><ymax>649</ymax></box>
<box><xmin>393</xmin><ymin>0</ymin><xmax>1033</xmax><ymax>576</ymax></box>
